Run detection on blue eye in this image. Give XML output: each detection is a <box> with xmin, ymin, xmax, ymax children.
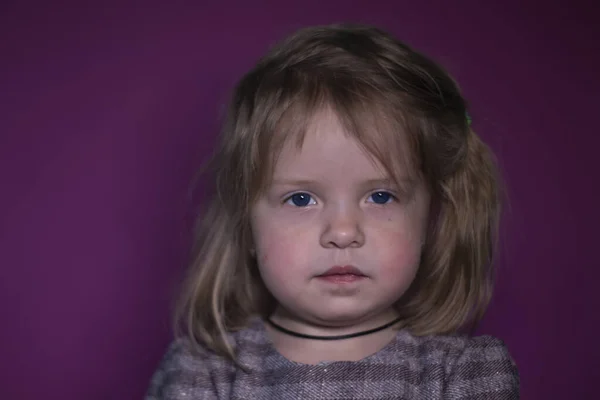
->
<box><xmin>285</xmin><ymin>193</ymin><xmax>315</xmax><ymax>207</ymax></box>
<box><xmin>368</xmin><ymin>191</ymin><xmax>394</xmax><ymax>204</ymax></box>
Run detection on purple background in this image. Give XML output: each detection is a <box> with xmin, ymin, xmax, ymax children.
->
<box><xmin>1</xmin><ymin>1</ymin><xmax>598</xmax><ymax>399</ymax></box>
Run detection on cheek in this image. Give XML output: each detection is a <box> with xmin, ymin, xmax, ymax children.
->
<box><xmin>252</xmin><ymin>207</ymin><xmax>315</xmax><ymax>268</ymax></box>
<box><xmin>379</xmin><ymin>242</ymin><xmax>422</xmax><ymax>276</ymax></box>
<box><xmin>254</xmin><ymin>228</ymin><xmax>310</xmax><ymax>278</ymax></box>
<box><xmin>371</xmin><ymin>218</ymin><xmax>425</xmax><ymax>281</ymax></box>
<box><xmin>254</xmin><ymin>235</ymin><xmax>313</xmax><ymax>301</ymax></box>
<box><xmin>374</xmin><ymin>244</ymin><xmax>421</xmax><ymax>298</ymax></box>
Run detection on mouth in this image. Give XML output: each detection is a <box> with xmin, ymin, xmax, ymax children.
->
<box><xmin>316</xmin><ymin>265</ymin><xmax>367</xmax><ymax>283</ymax></box>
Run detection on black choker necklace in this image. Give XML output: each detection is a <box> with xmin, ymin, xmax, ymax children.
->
<box><xmin>266</xmin><ymin>316</ymin><xmax>403</xmax><ymax>341</ymax></box>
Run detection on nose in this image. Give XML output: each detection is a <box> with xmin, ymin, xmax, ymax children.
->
<box><xmin>320</xmin><ymin>206</ymin><xmax>365</xmax><ymax>249</ymax></box>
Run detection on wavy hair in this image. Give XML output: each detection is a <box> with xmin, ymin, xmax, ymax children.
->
<box><xmin>176</xmin><ymin>24</ymin><xmax>501</xmax><ymax>359</ymax></box>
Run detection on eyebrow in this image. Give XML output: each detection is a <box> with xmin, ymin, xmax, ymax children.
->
<box><xmin>271</xmin><ymin>179</ymin><xmax>319</xmax><ymax>187</ymax></box>
<box><xmin>271</xmin><ymin>178</ymin><xmax>414</xmax><ymax>188</ymax></box>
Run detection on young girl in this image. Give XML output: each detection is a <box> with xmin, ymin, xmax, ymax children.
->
<box><xmin>146</xmin><ymin>24</ymin><xmax>519</xmax><ymax>399</ymax></box>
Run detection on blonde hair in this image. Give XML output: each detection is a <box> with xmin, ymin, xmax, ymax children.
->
<box><xmin>176</xmin><ymin>24</ymin><xmax>501</xmax><ymax>359</ymax></box>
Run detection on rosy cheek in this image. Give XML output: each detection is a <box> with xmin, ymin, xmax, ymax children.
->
<box><xmin>259</xmin><ymin>235</ymin><xmax>305</xmax><ymax>272</ymax></box>
<box><xmin>258</xmin><ymin>238</ymin><xmax>289</xmax><ymax>268</ymax></box>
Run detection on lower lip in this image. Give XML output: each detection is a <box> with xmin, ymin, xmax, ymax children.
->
<box><xmin>316</xmin><ymin>274</ymin><xmax>366</xmax><ymax>283</ymax></box>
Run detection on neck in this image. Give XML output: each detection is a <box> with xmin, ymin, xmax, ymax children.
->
<box><xmin>265</xmin><ymin>308</ymin><xmax>401</xmax><ymax>364</ymax></box>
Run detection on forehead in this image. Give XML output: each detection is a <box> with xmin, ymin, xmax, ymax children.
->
<box><xmin>249</xmin><ymin>99</ymin><xmax>421</xmax><ymax>201</ymax></box>
<box><xmin>270</xmin><ymin>108</ymin><xmax>417</xmax><ymax>183</ymax></box>
<box><xmin>273</xmin><ymin>111</ymin><xmax>385</xmax><ymax>178</ymax></box>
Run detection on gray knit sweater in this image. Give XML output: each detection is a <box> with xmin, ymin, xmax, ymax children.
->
<box><xmin>146</xmin><ymin>318</ymin><xmax>519</xmax><ymax>399</ymax></box>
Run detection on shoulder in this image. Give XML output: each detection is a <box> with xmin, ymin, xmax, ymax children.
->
<box><xmin>414</xmin><ymin>333</ymin><xmax>516</xmax><ymax>365</ymax></box>
<box><xmin>144</xmin><ymin>338</ymin><xmax>230</xmax><ymax>400</ymax></box>
<box><xmin>415</xmin><ymin>333</ymin><xmax>520</xmax><ymax>399</ymax></box>
<box><xmin>144</xmin><ymin>321</ymin><xmax>268</xmax><ymax>400</ymax></box>
<box><xmin>393</xmin><ymin>332</ymin><xmax>519</xmax><ymax>398</ymax></box>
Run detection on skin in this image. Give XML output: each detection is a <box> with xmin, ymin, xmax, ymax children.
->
<box><xmin>250</xmin><ymin>110</ymin><xmax>430</xmax><ymax>364</ymax></box>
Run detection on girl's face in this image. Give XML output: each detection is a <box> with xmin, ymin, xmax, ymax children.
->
<box><xmin>250</xmin><ymin>111</ymin><xmax>430</xmax><ymax>329</ymax></box>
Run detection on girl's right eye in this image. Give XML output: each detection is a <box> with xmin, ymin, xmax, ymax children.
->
<box><xmin>284</xmin><ymin>192</ymin><xmax>316</xmax><ymax>207</ymax></box>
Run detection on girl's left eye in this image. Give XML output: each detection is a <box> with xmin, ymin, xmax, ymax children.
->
<box><xmin>367</xmin><ymin>191</ymin><xmax>395</xmax><ymax>204</ymax></box>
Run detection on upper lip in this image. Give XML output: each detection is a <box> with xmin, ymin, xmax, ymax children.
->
<box><xmin>318</xmin><ymin>265</ymin><xmax>366</xmax><ymax>277</ymax></box>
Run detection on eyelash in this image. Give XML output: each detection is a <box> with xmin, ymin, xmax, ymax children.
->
<box><xmin>283</xmin><ymin>192</ymin><xmax>316</xmax><ymax>207</ymax></box>
<box><xmin>283</xmin><ymin>191</ymin><xmax>398</xmax><ymax>207</ymax></box>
